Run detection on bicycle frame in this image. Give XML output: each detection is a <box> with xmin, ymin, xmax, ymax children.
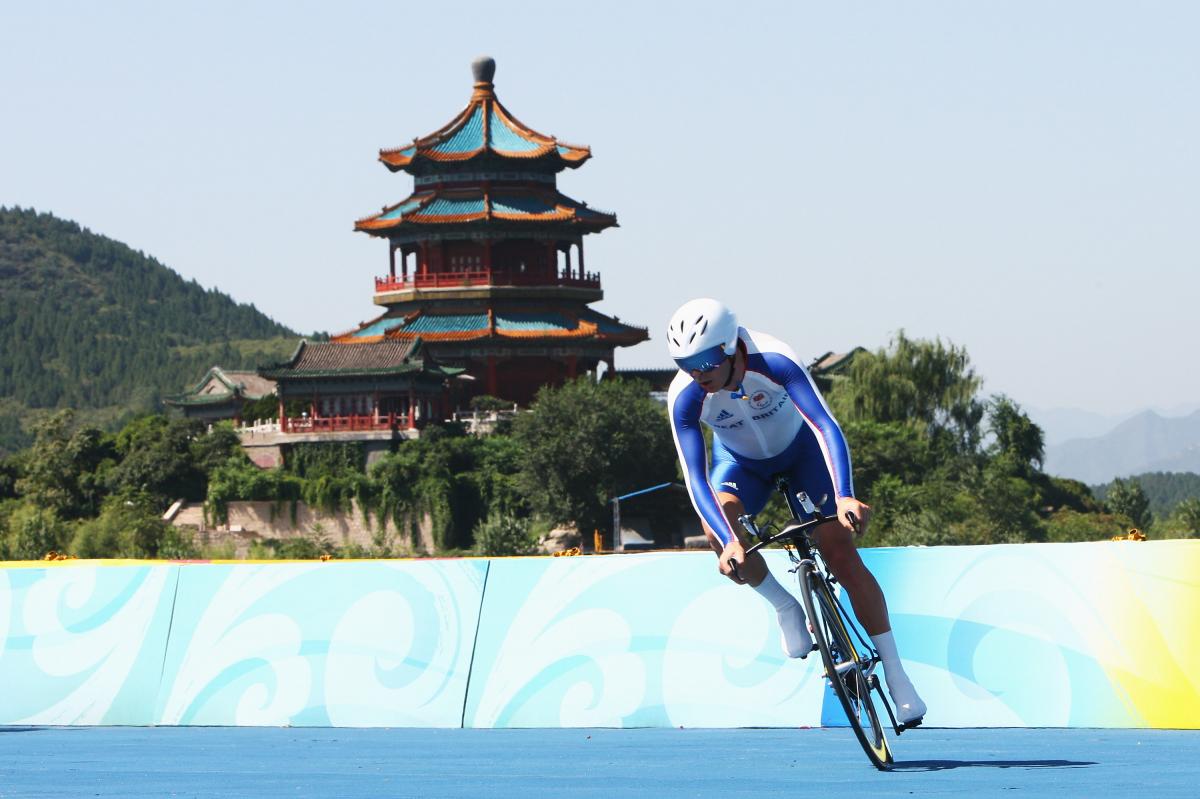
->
<box><xmin>737</xmin><ymin>476</ymin><xmax>907</xmax><ymax>767</ymax></box>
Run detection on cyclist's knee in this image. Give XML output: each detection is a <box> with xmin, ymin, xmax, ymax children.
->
<box><xmin>818</xmin><ymin>526</ymin><xmax>864</xmax><ymax>576</ymax></box>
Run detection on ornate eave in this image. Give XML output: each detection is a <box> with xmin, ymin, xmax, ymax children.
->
<box><xmin>164</xmin><ymin>367</ymin><xmax>276</xmax><ymax>407</ymax></box>
<box><xmin>378</xmin><ymin>58</ymin><xmax>590</xmax><ymax>175</ymax></box>
<box><xmin>332</xmin><ymin>308</ymin><xmax>648</xmax><ymax>348</ymax></box>
<box><xmin>257</xmin><ymin>338</ymin><xmax>464</xmax><ymax>382</ymax></box>
<box><xmin>354</xmin><ymin>185</ymin><xmax>616</xmax><ymax>235</ymax></box>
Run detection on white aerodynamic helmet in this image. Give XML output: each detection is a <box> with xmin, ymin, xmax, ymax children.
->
<box><xmin>666</xmin><ymin>298</ymin><xmax>739</xmax><ymax>372</ymax></box>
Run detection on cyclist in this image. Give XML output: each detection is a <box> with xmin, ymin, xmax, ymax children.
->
<box><xmin>666</xmin><ymin>297</ymin><xmax>926</xmax><ymax>727</ymax></box>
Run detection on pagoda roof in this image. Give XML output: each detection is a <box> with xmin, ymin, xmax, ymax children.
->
<box><xmin>258</xmin><ymin>338</ymin><xmax>464</xmax><ymax>380</ymax></box>
<box><xmin>378</xmin><ymin>57</ymin><xmax>590</xmax><ymax>174</ymax></box>
<box><xmin>355</xmin><ymin>185</ymin><xmax>616</xmax><ymax>234</ymax></box>
<box><xmin>333</xmin><ymin>308</ymin><xmax>648</xmax><ymax>347</ymax></box>
<box><xmin>164</xmin><ymin>367</ymin><xmax>276</xmax><ymax>407</ymax></box>
<box><xmin>809</xmin><ymin>347</ymin><xmax>867</xmax><ymax>376</ymax></box>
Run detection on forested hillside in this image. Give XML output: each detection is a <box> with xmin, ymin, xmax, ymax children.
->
<box><xmin>1093</xmin><ymin>472</ymin><xmax>1200</xmax><ymax>517</ymax></box>
<box><xmin>0</xmin><ymin>207</ymin><xmax>302</xmax><ymax>454</ymax></box>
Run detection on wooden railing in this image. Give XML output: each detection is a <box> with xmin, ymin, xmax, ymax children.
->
<box><xmin>375</xmin><ymin>270</ymin><xmax>601</xmax><ymax>293</ymax></box>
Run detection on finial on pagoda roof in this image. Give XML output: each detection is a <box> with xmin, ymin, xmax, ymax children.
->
<box><xmin>471</xmin><ymin>56</ymin><xmax>496</xmax><ymax>99</ymax></box>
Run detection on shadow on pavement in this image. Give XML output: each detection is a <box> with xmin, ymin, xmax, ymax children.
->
<box><xmin>892</xmin><ymin>759</ymin><xmax>1096</xmax><ymax>771</ymax></box>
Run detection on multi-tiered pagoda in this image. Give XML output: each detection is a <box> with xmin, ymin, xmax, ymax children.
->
<box><xmin>345</xmin><ymin>56</ymin><xmax>647</xmax><ymax>405</ymax></box>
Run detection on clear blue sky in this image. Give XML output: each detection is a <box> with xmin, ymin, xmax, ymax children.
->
<box><xmin>2</xmin><ymin>1</ymin><xmax>1197</xmax><ymax>416</ymax></box>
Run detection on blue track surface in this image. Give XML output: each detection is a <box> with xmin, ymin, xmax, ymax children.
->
<box><xmin>1</xmin><ymin>727</ymin><xmax>1197</xmax><ymax>798</ymax></box>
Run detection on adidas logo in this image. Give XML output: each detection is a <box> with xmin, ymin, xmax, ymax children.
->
<box><xmin>715</xmin><ymin>410</ymin><xmax>734</xmax><ymax>421</ymax></box>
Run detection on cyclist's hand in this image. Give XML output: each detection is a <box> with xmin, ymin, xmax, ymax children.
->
<box><xmin>836</xmin><ymin>497</ymin><xmax>871</xmax><ymax>537</ymax></box>
<box><xmin>719</xmin><ymin>541</ymin><xmax>749</xmax><ymax>584</ymax></box>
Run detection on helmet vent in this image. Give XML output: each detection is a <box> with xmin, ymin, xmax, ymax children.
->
<box><xmin>699</xmin><ymin>319</ymin><xmax>708</xmax><ymax>336</ymax></box>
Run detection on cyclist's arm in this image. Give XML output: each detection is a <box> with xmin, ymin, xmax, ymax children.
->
<box><xmin>669</xmin><ymin>382</ymin><xmax>738</xmax><ymax>547</ymax></box>
<box><xmin>755</xmin><ymin>351</ymin><xmax>855</xmax><ymax>499</ymax></box>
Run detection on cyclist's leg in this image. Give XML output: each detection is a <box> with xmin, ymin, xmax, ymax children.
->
<box><xmin>706</xmin><ymin>443</ymin><xmax>771</xmax><ymax>585</ymax></box>
<box><xmin>787</xmin><ymin>438</ymin><xmax>890</xmax><ymax>635</ymax></box>
<box><xmin>709</xmin><ymin>444</ymin><xmax>813</xmax><ymax>658</ymax></box>
<box><xmin>789</xmin><ymin>441</ymin><xmax>926</xmax><ymax>722</ymax></box>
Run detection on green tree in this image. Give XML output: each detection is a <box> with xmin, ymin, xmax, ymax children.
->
<box><xmin>513</xmin><ymin>378</ymin><xmax>676</xmax><ymax>545</ymax></box>
<box><xmin>71</xmin><ymin>491</ymin><xmax>177</xmax><ymax>559</ymax></box>
<box><xmin>1106</xmin><ymin>478</ymin><xmax>1152</xmax><ymax>529</ymax></box>
<box><xmin>1163</xmin><ymin>497</ymin><xmax>1200</xmax><ymax>539</ymax></box>
<box><xmin>474</xmin><ymin>512</ymin><xmax>539</xmax><ymax>556</ymax></box>
<box><xmin>0</xmin><ymin>456</ymin><xmax>17</xmax><ymax>500</ymax></box>
<box><xmin>14</xmin><ymin>410</ymin><xmax>114</xmax><ymax>519</ymax></box>
<box><xmin>1044</xmin><ymin>509</ymin><xmax>1132</xmax><ymax>542</ymax></box>
<box><xmin>987</xmin><ymin>395</ymin><xmax>1045</xmax><ymax>473</ymax></box>
<box><xmin>469</xmin><ymin>395</ymin><xmax>513</xmax><ymax>412</ymax></box>
<box><xmin>827</xmin><ymin>331</ymin><xmax>984</xmax><ymax>455</ymax></box>
<box><xmin>106</xmin><ymin>416</ymin><xmax>202</xmax><ymax>509</ymax></box>
<box><xmin>0</xmin><ymin>503</ymin><xmax>71</xmax><ymax>560</ymax></box>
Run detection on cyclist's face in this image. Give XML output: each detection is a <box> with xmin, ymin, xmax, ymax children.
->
<box><xmin>691</xmin><ymin>357</ymin><xmax>731</xmax><ymax>393</ymax></box>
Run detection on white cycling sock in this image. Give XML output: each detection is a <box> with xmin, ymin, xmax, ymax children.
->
<box><xmin>871</xmin><ymin>630</ymin><xmax>913</xmax><ymax>687</ymax></box>
<box><xmin>871</xmin><ymin>630</ymin><xmax>925</xmax><ymax>722</ymax></box>
<box><xmin>753</xmin><ymin>571</ymin><xmax>800</xmax><ymax>612</ymax></box>
<box><xmin>754</xmin><ymin>572</ymin><xmax>812</xmax><ymax>658</ymax></box>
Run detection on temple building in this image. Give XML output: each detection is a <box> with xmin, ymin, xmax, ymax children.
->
<box><xmin>344</xmin><ymin>56</ymin><xmax>647</xmax><ymax>404</ymax></box>
<box><xmin>165</xmin><ymin>368</ymin><xmax>276</xmax><ymax>423</ymax></box>
<box><xmin>170</xmin><ymin>56</ymin><xmax>647</xmax><ymax>452</ymax></box>
<box><xmin>256</xmin><ymin>339</ymin><xmax>462</xmax><ymax>434</ymax></box>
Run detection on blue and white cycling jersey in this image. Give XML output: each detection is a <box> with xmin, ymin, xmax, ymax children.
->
<box><xmin>667</xmin><ymin>327</ymin><xmax>855</xmax><ymax>546</ymax></box>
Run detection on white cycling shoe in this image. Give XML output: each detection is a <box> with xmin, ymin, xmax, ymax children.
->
<box><xmin>888</xmin><ymin>679</ymin><xmax>927</xmax><ymax>728</ymax></box>
<box><xmin>778</xmin><ymin>603</ymin><xmax>815</xmax><ymax>659</ymax></box>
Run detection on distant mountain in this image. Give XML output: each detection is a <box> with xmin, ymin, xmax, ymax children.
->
<box><xmin>1027</xmin><ymin>402</ymin><xmax>1200</xmax><ymax>447</ymax></box>
<box><xmin>1044</xmin><ymin>409</ymin><xmax>1200</xmax><ymax>484</ymax></box>
<box><xmin>0</xmin><ymin>207</ymin><xmax>300</xmax><ymax>455</ymax></box>
<box><xmin>1026</xmin><ymin>406</ymin><xmax>1130</xmax><ymax>446</ymax></box>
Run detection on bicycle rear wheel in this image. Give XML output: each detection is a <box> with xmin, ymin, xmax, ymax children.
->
<box><xmin>798</xmin><ymin>564</ymin><xmax>893</xmax><ymax>770</ymax></box>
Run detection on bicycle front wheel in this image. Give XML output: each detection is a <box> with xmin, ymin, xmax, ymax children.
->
<box><xmin>799</xmin><ymin>564</ymin><xmax>893</xmax><ymax>770</ymax></box>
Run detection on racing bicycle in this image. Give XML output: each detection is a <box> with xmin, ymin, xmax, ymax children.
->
<box><xmin>734</xmin><ymin>476</ymin><xmax>907</xmax><ymax>770</ymax></box>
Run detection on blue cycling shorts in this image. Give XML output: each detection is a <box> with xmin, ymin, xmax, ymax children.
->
<box><xmin>709</xmin><ymin>425</ymin><xmax>837</xmax><ymax>518</ymax></box>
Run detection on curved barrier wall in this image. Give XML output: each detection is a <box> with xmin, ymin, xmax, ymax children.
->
<box><xmin>1</xmin><ymin>541</ymin><xmax>1197</xmax><ymax>728</ymax></box>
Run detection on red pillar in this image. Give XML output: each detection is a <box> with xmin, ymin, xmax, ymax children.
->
<box><xmin>577</xmin><ymin>239</ymin><xmax>585</xmax><ymax>279</ymax></box>
<box><xmin>389</xmin><ymin>245</ymin><xmax>396</xmax><ymax>280</ymax></box>
<box><xmin>407</xmin><ymin>389</ymin><xmax>416</xmax><ymax>429</ymax></box>
<box><xmin>486</xmin><ymin>356</ymin><xmax>498</xmax><ymax>396</ymax></box>
<box><xmin>566</xmin><ymin>354</ymin><xmax>578</xmax><ymax>379</ymax></box>
<box><xmin>278</xmin><ymin>396</ymin><xmax>287</xmax><ymax>432</ymax></box>
<box><xmin>565</xmin><ymin>245</ymin><xmax>573</xmax><ymax>280</ymax></box>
